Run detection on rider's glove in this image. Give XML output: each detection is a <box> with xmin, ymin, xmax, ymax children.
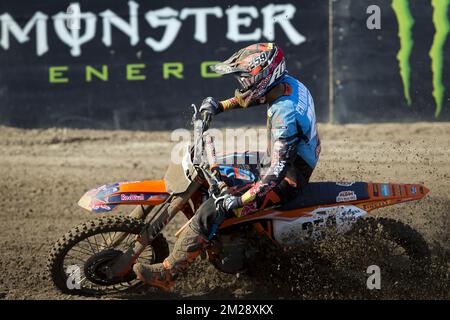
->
<box><xmin>199</xmin><ymin>97</ymin><xmax>223</xmax><ymax>123</ymax></box>
<box><xmin>215</xmin><ymin>194</ymin><xmax>242</xmax><ymax>216</ymax></box>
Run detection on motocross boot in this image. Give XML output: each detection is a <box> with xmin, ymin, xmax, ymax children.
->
<box><xmin>133</xmin><ymin>225</ymin><xmax>207</xmax><ymax>291</ymax></box>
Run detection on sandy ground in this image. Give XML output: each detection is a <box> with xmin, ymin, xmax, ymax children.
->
<box><xmin>0</xmin><ymin>123</ymin><xmax>449</xmax><ymax>300</ymax></box>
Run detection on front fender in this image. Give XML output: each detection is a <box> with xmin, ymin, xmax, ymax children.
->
<box><xmin>78</xmin><ymin>180</ymin><xmax>169</xmax><ymax>213</ymax></box>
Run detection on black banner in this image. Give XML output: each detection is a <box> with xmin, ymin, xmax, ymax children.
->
<box><xmin>0</xmin><ymin>0</ymin><xmax>329</xmax><ymax>129</ymax></box>
<box><xmin>1</xmin><ymin>0</ymin><xmax>449</xmax><ymax>129</ymax></box>
<box><xmin>333</xmin><ymin>0</ymin><xmax>450</xmax><ymax>122</ymax></box>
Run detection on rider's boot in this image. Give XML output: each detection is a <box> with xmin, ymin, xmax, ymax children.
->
<box><xmin>133</xmin><ymin>224</ymin><xmax>207</xmax><ymax>291</ymax></box>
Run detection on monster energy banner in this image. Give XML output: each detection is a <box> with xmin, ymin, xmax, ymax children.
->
<box><xmin>0</xmin><ymin>0</ymin><xmax>449</xmax><ymax>129</ymax></box>
<box><xmin>0</xmin><ymin>0</ymin><xmax>328</xmax><ymax>129</ymax></box>
<box><xmin>334</xmin><ymin>0</ymin><xmax>450</xmax><ymax>122</ymax></box>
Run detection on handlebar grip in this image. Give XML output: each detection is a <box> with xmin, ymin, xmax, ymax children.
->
<box><xmin>203</xmin><ymin>132</ymin><xmax>217</xmax><ymax>168</ymax></box>
<box><xmin>201</xmin><ymin>112</ymin><xmax>211</xmax><ymax>131</ymax></box>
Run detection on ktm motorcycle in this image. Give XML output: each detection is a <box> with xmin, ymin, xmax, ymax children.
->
<box><xmin>48</xmin><ymin>105</ymin><xmax>431</xmax><ymax>295</ymax></box>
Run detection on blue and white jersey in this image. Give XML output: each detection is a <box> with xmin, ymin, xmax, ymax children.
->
<box><xmin>267</xmin><ymin>75</ymin><xmax>321</xmax><ymax>169</ymax></box>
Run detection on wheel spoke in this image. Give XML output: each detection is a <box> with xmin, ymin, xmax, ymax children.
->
<box><xmin>84</xmin><ymin>238</ymin><xmax>98</xmax><ymax>254</ymax></box>
<box><xmin>70</xmin><ymin>246</ymin><xmax>94</xmax><ymax>257</ymax></box>
<box><xmin>123</xmin><ymin>234</ymin><xmax>136</xmax><ymax>249</ymax></box>
<box><xmin>99</xmin><ymin>232</ymin><xmax>110</xmax><ymax>248</ymax></box>
<box><xmin>92</xmin><ymin>234</ymin><xmax>101</xmax><ymax>251</ymax></box>
<box><xmin>65</xmin><ymin>253</ymin><xmax>87</xmax><ymax>264</ymax></box>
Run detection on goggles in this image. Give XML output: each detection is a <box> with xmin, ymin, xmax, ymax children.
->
<box><xmin>235</xmin><ymin>73</ymin><xmax>255</xmax><ymax>91</ymax></box>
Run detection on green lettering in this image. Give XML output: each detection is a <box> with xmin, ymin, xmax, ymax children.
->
<box><xmin>163</xmin><ymin>62</ymin><xmax>184</xmax><ymax>79</ymax></box>
<box><xmin>86</xmin><ymin>65</ymin><xmax>108</xmax><ymax>82</ymax></box>
<box><xmin>127</xmin><ymin>64</ymin><xmax>146</xmax><ymax>81</ymax></box>
<box><xmin>49</xmin><ymin>66</ymin><xmax>69</xmax><ymax>83</ymax></box>
<box><xmin>201</xmin><ymin>61</ymin><xmax>222</xmax><ymax>78</ymax></box>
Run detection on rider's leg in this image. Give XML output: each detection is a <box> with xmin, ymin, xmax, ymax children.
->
<box><xmin>133</xmin><ymin>199</ymin><xmax>219</xmax><ymax>291</ymax></box>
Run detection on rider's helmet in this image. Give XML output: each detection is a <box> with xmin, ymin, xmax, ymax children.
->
<box><xmin>211</xmin><ymin>43</ymin><xmax>287</xmax><ymax>107</ymax></box>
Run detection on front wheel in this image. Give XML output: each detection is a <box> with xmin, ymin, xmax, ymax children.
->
<box><xmin>47</xmin><ymin>216</ymin><xmax>169</xmax><ymax>295</ymax></box>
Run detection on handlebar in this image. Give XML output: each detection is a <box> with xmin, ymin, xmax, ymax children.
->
<box><xmin>201</xmin><ymin>112</ymin><xmax>212</xmax><ymax>131</ymax></box>
<box><xmin>190</xmin><ymin>103</ymin><xmax>224</xmax><ymax>196</ymax></box>
<box><xmin>191</xmin><ymin>103</ymin><xmax>213</xmax><ymax>165</ymax></box>
<box><xmin>203</xmin><ymin>132</ymin><xmax>217</xmax><ymax>168</ymax></box>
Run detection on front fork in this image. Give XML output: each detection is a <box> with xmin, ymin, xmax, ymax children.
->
<box><xmin>107</xmin><ymin>180</ymin><xmax>202</xmax><ymax>278</ymax></box>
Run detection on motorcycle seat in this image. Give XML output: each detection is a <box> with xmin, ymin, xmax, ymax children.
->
<box><xmin>278</xmin><ymin>182</ymin><xmax>369</xmax><ymax>211</ymax></box>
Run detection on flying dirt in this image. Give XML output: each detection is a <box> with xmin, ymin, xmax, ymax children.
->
<box><xmin>0</xmin><ymin>122</ymin><xmax>448</xmax><ymax>299</ymax></box>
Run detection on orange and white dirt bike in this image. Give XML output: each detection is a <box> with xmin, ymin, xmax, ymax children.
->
<box><xmin>48</xmin><ymin>105</ymin><xmax>431</xmax><ymax>295</ymax></box>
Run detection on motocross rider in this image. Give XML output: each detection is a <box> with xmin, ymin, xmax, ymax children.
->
<box><xmin>133</xmin><ymin>43</ymin><xmax>321</xmax><ymax>290</ymax></box>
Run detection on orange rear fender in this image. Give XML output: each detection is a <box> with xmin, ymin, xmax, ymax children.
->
<box><xmin>356</xmin><ymin>182</ymin><xmax>429</xmax><ymax>211</ymax></box>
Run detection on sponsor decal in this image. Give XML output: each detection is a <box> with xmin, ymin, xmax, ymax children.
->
<box><xmin>89</xmin><ymin>198</ymin><xmax>111</xmax><ymax>211</ymax></box>
<box><xmin>392</xmin><ymin>0</ymin><xmax>449</xmax><ymax>117</ymax></box>
<box><xmin>0</xmin><ymin>3</ymin><xmax>305</xmax><ymax>57</ymax></box>
<box><xmin>336</xmin><ymin>190</ymin><xmax>357</xmax><ymax>202</ymax></box>
<box><xmin>411</xmin><ymin>185</ymin><xmax>417</xmax><ymax>194</ymax></box>
<box><xmin>100</xmin><ymin>187</ymin><xmax>119</xmax><ymax>196</ymax></box>
<box><xmin>361</xmin><ymin>200</ymin><xmax>392</xmax><ymax>211</ymax></box>
<box><xmin>373</xmin><ymin>184</ymin><xmax>379</xmax><ymax>197</ymax></box>
<box><xmin>120</xmin><ymin>194</ymin><xmax>145</xmax><ymax>201</ymax></box>
<box><xmin>218</xmin><ymin>166</ymin><xmax>256</xmax><ymax>182</ymax></box>
<box><xmin>336</xmin><ymin>181</ymin><xmax>355</xmax><ymax>187</ymax></box>
<box><xmin>93</xmin><ymin>184</ymin><xmax>119</xmax><ymax>196</ymax></box>
<box><xmin>118</xmin><ymin>181</ymin><xmax>141</xmax><ymax>185</ymax></box>
<box><xmin>381</xmin><ymin>184</ymin><xmax>391</xmax><ymax>197</ymax></box>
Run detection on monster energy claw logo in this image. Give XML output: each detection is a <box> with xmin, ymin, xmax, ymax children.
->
<box><xmin>392</xmin><ymin>0</ymin><xmax>450</xmax><ymax>118</ymax></box>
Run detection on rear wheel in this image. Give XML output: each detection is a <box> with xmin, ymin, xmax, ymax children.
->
<box><xmin>348</xmin><ymin>217</ymin><xmax>431</xmax><ymax>267</ymax></box>
<box><xmin>246</xmin><ymin>217</ymin><xmax>432</xmax><ymax>298</ymax></box>
<box><xmin>47</xmin><ymin>216</ymin><xmax>169</xmax><ymax>295</ymax></box>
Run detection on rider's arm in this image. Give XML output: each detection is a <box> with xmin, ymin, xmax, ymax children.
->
<box><xmin>219</xmin><ymin>97</ymin><xmax>259</xmax><ymax>111</ymax></box>
<box><xmin>200</xmin><ymin>97</ymin><xmax>259</xmax><ymax>119</ymax></box>
<box><xmin>240</xmin><ymin>106</ymin><xmax>300</xmax><ymax>205</ymax></box>
<box><xmin>219</xmin><ymin>97</ymin><xmax>240</xmax><ymax>111</ymax></box>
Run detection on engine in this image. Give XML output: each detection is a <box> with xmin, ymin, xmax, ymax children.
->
<box><xmin>209</xmin><ymin>230</ymin><xmax>261</xmax><ymax>274</ymax></box>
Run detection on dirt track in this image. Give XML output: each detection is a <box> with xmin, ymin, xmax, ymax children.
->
<box><xmin>0</xmin><ymin>123</ymin><xmax>449</xmax><ymax>300</ymax></box>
